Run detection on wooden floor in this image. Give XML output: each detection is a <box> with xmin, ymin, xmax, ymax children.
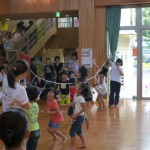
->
<box><xmin>1</xmin><ymin>99</ymin><xmax>150</xmax><ymax>150</ymax></box>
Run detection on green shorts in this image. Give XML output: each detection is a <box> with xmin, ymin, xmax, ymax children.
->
<box><xmin>60</xmin><ymin>94</ymin><xmax>70</xmax><ymax>105</ymax></box>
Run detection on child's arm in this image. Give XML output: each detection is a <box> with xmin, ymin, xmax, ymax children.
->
<box><xmin>61</xmin><ymin>102</ymin><xmax>73</xmax><ymax>108</ymax></box>
<box><xmin>71</xmin><ymin>103</ymin><xmax>86</xmax><ymax>119</ymax></box>
<box><xmin>46</xmin><ymin>108</ymin><xmax>59</xmax><ymax>115</ymax></box>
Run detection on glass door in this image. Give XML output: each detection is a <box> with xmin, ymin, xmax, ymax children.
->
<box><xmin>142</xmin><ymin>30</ymin><xmax>150</xmax><ymax>98</ymax></box>
<box><xmin>117</xmin><ymin>30</ymin><xmax>137</xmax><ymax>99</ymax></box>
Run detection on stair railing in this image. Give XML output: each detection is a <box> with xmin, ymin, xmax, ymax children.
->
<box><xmin>7</xmin><ymin>18</ymin><xmax>56</xmax><ymax>64</ymax></box>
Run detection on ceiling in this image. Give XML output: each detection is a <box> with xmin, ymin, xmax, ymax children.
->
<box><xmin>0</xmin><ymin>10</ymin><xmax>78</xmax><ymax>20</ymax></box>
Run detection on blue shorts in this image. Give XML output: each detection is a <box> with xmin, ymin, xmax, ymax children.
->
<box><xmin>70</xmin><ymin>115</ymin><xmax>85</xmax><ymax>137</ymax></box>
<box><xmin>48</xmin><ymin>121</ymin><xmax>61</xmax><ymax>128</ymax></box>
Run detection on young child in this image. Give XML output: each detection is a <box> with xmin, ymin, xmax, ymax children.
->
<box><xmin>70</xmin><ymin>82</ymin><xmax>89</xmax><ymax>150</ymax></box>
<box><xmin>69</xmin><ymin>71</ymin><xmax>76</xmax><ymax>103</ymax></box>
<box><xmin>0</xmin><ymin>109</ymin><xmax>30</xmax><ymax>150</ymax></box>
<box><xmin>43</xmin><ymin>88</ymin><xmax>67</xmax><ymax>144</ymax></box>
<box><xmin>58</xmin><ymin>70</ymin><xmax>70</xmax><ymax>105</ymax></box>
<box><xmin>95</xmin><ymin>66</ymin><xmax>108</xmax><ymax>110</ymax></box>
<box><xmin>68</xmin><ymin>71</ymin><xmax>76</xmax><ymax>118</ymax></box>
<box><xmin>26</xmin><ymin>85</ymin><xmax>40</xmax><ymax>150</ymax></box>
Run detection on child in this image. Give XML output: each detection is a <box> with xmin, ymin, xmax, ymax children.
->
<box><xmin>26</xmin><ymin>86</ymin><xmax>40</xmax><ymax>150</ymax></box>
<box><xmin>68</xmin><ymin>71</ymin><xmax>76</xmax><ymax>118</ymax></box>
<box><xmin>77</xmin><ymin>66</ymin><xmax>91</xmax><ymax>129</ymax></box>
<box><xmin>2</xmin><ymin>60</ymin><xmax>30</xmax><ymax>111</ymax></box>
<box><xmin>69</xmin><ymin>71</ymin><xmax>76</xmax><ymax>103</ymax></box>
<box><xmin>70</xmin><ymin>82</ymin><xmax>89</xmax><ymax>150</ymax></box>
<box><xmin>95</xmin><ymin>66</ymin><xmax>108</xmax><ymax>110</ymax></box>
<box><xmin>43</xmin><ymin>88</ymin><xmax>67</xmax><ymax>144</ymax></box>
<box><xmin>58</xmin><ymin>70</ymin><xmax>70</xmax><ymax>105</ymax></box>
<box><xmin>0</xmin><ymin>109</ymin><xmax>30</xmax><ymax>150</ymax></box>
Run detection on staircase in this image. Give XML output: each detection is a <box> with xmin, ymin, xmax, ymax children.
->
<box><xmin>7</xmin><ymin>18</ymin><xmax>57</xmax><ymax>64</ymax></box>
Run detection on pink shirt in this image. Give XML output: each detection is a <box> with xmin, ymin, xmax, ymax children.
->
<box><xmin>46</xmin><ymin>99</ymin><xmax>64</xmax><ymax>124</ymax></box>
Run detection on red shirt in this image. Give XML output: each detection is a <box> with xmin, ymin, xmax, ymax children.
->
<box><xmin>46</xmin><ymin>99</ymin><xmax>64</xmax><ymax>124</ymax></box>
<box><xmin>70</xmin><ymin>86</ymin><xmax>76</xmax><ymax>102</ymax></box>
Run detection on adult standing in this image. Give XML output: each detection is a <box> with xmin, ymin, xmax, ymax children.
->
<box><xmin>109</xmin><ymin>58</ymin><xmax>124</xmax><ymax>107</ymax></box>
<box><xmin>54</xmin><ymin>56</ymin><xmax>64</xmax><ymax>82</ymax></box>
<box><xmin>3</xmin><ymin>32</ymin><xmax>14</xmax><ymax>51</ymax></box>
<box><xmin>2</xmin><ymin>60</ymin><xmax>30</xmax><ymax>111</ymax></box>
<box><xmin>43</xmin><ymin>58</ymin><xmax>56</xmax><ymax>87</ymax></box>
<box><xmin>68</xmin><ymin>53</ymin><xmax>79</xmax><ymax>76</ymax></box>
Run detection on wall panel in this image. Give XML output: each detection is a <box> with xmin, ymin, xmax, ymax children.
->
<box><xmin>95</xmin><ymin>0</ymin><xmax>150</xmax><ymax>7</ymax></box>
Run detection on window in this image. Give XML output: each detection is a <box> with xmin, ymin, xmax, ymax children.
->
<box><xmin>120</xmin><ymin>8</ymin><xmax>136</xmax><ymax>26</ymax></box>
<box><xmin>58</xmin><ymin>17</ymin><xmax>72</xmax><ymax>28</ymax></box>
<box><xmin>142</xmin><ymin>7</ymin><xmax>150</xmax><ymax>26</ymax></box>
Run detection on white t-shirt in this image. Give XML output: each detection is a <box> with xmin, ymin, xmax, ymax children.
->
<box><xmin>110</xmin><ymin>63</ymin><xmax>123</xmax><ymax>83</ymax></box>
<box><xmin>2</xmin><ymin>77</ymin><xmax>29</xmax><ymax>111</ymax></box>
<box><xmin>96</xmin><ymin>76</ymin><xmax>107</xmax><ymax>95</ymax></box>
<box><xmin>73</xmin><ymin>94</ymin><xmax>85</xmax><ymax>116</ymax></box>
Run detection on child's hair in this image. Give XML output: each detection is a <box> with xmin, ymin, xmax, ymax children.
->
<box><xmin>7</xmin><ymin>60</ymin><xmax>29</xmax><ymax>89</ymax></box>
<box><xmin>46</xmin><ymin>88</ymin><xmax>57</xmax><ymax>99</ymax></box>
<box><xmin>99</xmin><ymin>66</ymin><xmax>108</xmax><ymax>77</ymax></box>
<box><xmin>0</xmin><ymin>66</ymin><xmax>5</xmax><ymax>72</ymax></box>
<box><xmin>0</xmin><ymin>109</ymin><xmax>29</xmax><ymax>149</ymax></box>
<box><xmin>78</xmin><ymin>65</ymin><xmax>89</xmax><ymax>78</ymax></box>
<box><xmin>31</xmin><ymin>58</ymin><xmax>36</xmax><ymax>63</ymax></box>
<box><xmin>79</xmin><ymin>82</ymin><xmax>92</xmax><ymax>101</ymax></box>
<box><xmin>72</xmin><ymin>52</ymin><xmax>78</xmax><ymax>60</ymax></box>
<box><xmin>54</xmin><ymin>56</ymin><xmax>60</xmax><ymax>61</ymax></box>
<box><xmin>20</xmin><ymin>80</ymin><xmax>24</xmax><ymax>84</ymax></box>
<box><xmin>61</xmin><ymin>70</ymin><xmax>67</xmax><ymax>76</ymax></box>
<box><xmin>26</xmin><ymin>85</ymin><xmax>39</xmax><ymax>101</ymax></box>
<box><xmin>69</xmin><ymin>71</ymin><xmax>75</xmax><ymax>78</ymax></box>
<box><xmin>0</xmin><ymin>82</ymin><xmax>2</xmax><ymax>87</ymax></box>
<box><xmin>46</xmin><ymin>58</ymin><xmax>51</xmax><ymax>62</ymax></box>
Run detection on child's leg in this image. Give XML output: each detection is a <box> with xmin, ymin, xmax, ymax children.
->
<box><xmin>78</xmin><ymin>134</ymin><xmax>86</xmax><ymax>148</ymax></box>
<box><xmin>77</xmin><ymin>125</ymin><xmax>86</xmax><ymax>148</ymax></box>
<box><xmin>47</xmin><ymin>126</ymin><xmax>57</xmax><ymax>140</ymax></box>
<box><xmin>71</xmin><ymin>137</ymin><xmax>76</xmax><ymax>150</ymax></box>
<box><xmin>70</xmin><ymin>116</ymin><xmax>84</xmax><ymax>149</ymax></box>
<box><xmin>101</xmin><ymin>97</ymin><xmax>105</xmax><ymax>108</ymax></box>
<box><xmin>84</xmin><ymin>114</ymin><xmax>89</xmax><ymax>130</ymax></box>
<box><xmin>52</xmin><ymin>128</ymin><xmax>67</xmax><ymax>144</ymax></box>
<box><xmin>97</xmin><ymin>94</ymin><xmax>103</xmax><ymax>110</ymax></box>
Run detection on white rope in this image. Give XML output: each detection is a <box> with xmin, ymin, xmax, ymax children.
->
<box><xmin>38</xmin><ymin>82</ymin><xmax>48</xmax><ymax>97</ymax></box>
<box><xmin>87</xmin><ymin>58</ymin><xmax>109</xmax><ymax>81</ymax></box>
<box><xmin>30</xmin><ymin>76</ymin><xmax>36</xmax><ymax>85</ymax></box>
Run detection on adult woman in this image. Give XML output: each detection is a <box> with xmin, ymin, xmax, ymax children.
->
<box><xmin>54</xmin><ymin>56</ymin><xmax>64</xmax><ymax>82</ymax></box>
<box><xmin>109</xmin><ymin>58</ymin><xmax>124</xmax><ymax>107</ymax></box>
<box><xmin>68</xmin><ymin>53</ymin><xmax>79</xmax><ymax>76</ymax></box>
<box><xmin>2</xmin><ymin>60</ymin><xmax>30</xmax><ymax>111</ymax></box>
<box><xmin>0</xmin><ymin>109</ymin><xmax>30</xmax><ymax>150</ymax></box>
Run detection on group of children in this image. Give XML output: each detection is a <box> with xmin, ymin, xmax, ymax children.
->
<box><xmin>0</xmin><ymin>59</ymin><xmax>108</xmax><ymax>150</ymax></box>
<box><xmin>25</xmin><ymin>69</ymin><xmax>92</xmax><ymax>150</ymax></box>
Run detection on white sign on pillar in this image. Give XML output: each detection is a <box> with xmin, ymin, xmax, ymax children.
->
<box><xmin>81</xmin><ymin>48</ymin><xmax>93</xmax><ymax>68</ymax></box>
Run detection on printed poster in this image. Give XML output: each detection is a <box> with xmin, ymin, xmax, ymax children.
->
<box><xmin>81</xmin><ymin>48</ymin><xmax>93</xmax><ymax>68</ymax></box>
